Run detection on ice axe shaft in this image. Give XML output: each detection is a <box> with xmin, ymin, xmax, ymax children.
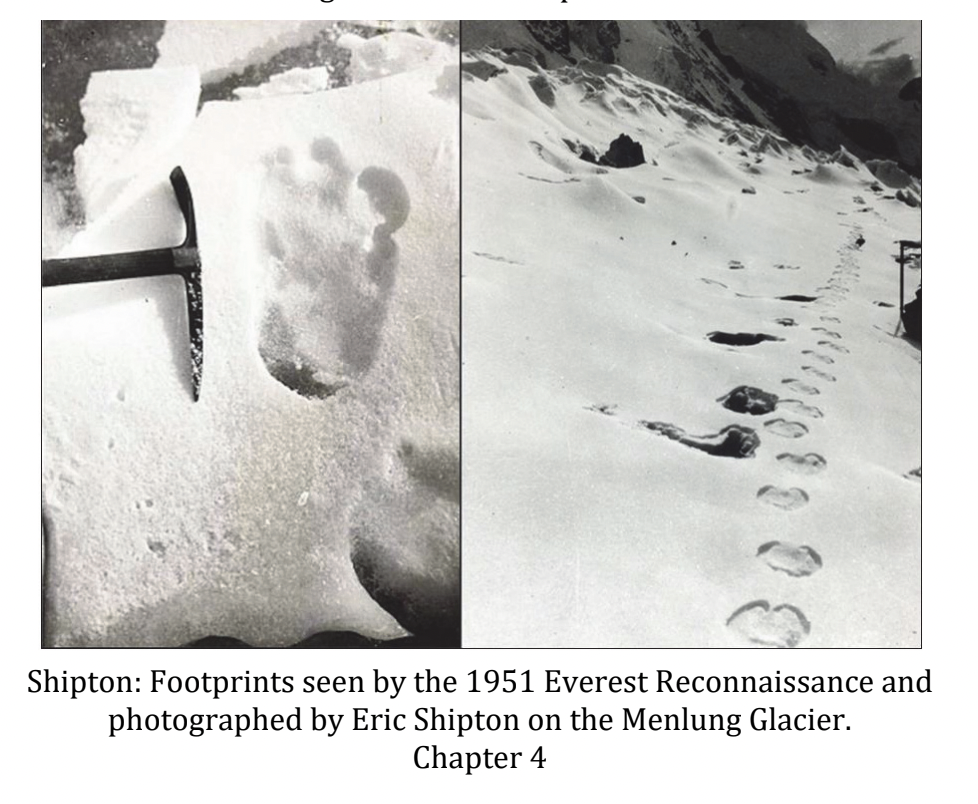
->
<box><xmin>41</xmin><ymin>167</ymin><xmax>203</xmax><ymax>401</ymax></box>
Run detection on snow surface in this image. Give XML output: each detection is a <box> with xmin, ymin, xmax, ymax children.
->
<box><xmin>73</xmin><ymin>67</ymin><xmax>200</xmax><ymax>223</ymax></box>
<box><xmin>461</xmin><ymin>52</ymin><xmax>920</xmax><ymax>648</ymax></box>
<box><xmin>42</xmin><ymin>33</ymin><xmax>459</xmax><ymax>646</ymax></box>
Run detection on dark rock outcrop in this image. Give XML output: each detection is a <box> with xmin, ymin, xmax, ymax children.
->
<box><xmin>599</xmin><ymin>133</ymin><xmax>645</xmax><ymax>168</ymax></box>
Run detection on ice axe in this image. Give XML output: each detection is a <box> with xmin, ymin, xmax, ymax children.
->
<box><xmin>42</xmin><ymin>166</ymin><xmax>203</xmax><ymax>401</ymax></box>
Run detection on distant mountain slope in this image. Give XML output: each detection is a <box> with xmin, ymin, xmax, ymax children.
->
<box><xmin>461</xmin><ymin>21</ymin><xmax>920</xmax><ymax>176</ymax></box>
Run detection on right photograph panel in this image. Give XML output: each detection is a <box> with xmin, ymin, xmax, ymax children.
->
<box><xmin>461</xmin><ymin>21</ymin><xmax>921</xmax><ymax>647</ymax></box>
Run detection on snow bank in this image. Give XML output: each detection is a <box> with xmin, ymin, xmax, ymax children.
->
<box><xmin>234</xmin><ymin>66</ymin><xmax>331</xmax><ymax>100</ymax></box>
<box><xmin>73</xmin><ymin>67</ymin><xmax>200</xmax><ymax>225</ymax></box>
<box><xmin>338</xmin><ymin>32</ymin><xmax>456</xmax><ymax>83</ymax></box>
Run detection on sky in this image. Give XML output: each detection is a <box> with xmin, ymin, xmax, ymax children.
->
<box><xmin>806</xmin><ymin>20</ymin><xmax>921</xmax><ymax>73</ymax></box>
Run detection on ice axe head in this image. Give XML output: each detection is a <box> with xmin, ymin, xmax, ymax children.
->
<box><xmin>41</xmin><ymin>166</ymin><xmax>204</xmax><ymax>401</ymax></box>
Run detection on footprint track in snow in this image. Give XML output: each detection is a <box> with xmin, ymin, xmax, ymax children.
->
<box><xmin>763</xmin><ymin>418</ymin><xmax>809</xmax><ymax>438</ymax></box>
<box><xmin>726</xmin><ymin>600</ymin><xmax>811</xmax><ymax>648</ymax></box>
<box><xmin>802</xmin><ymin>366</ymin><xmax>836</xmax><ymax>382</ymax></box>
<box><xmin>757</xmin><ymin>485</ymin><xmax>809</xmax><ymax>510</ymax></box>
<box><xmin>776</xmin><ymin>452</ymin><xmax>827</xmax><ymax>475</ymax></box>
<box><xmin>757</xmin><ymin>542</ymin><xmax>823</xmax><ymax>577</ymax></box>
<box><xmin>776</xmin><ymin>399</ymin><xmax>823</xmax><ymax>419</ymax></box>
<box><xmin>801</xmin><ymin>349</ymin><xmax>834</xmax><ymax>365</ymax></box>
<box><xmin>350</xmin><ymin>439</ymin><xmax>460</xmax><ymax>644</ymax></box>
<box><xmin>781</xmin><ymin>378</ymin><xmax>820</xmax><ymax>396</ymax></box>
<box><xmin>819</xmin><ymin>341</ymin><xmax>850</xmax><ymax>354</ymax></box>
<box><xmin>256</xmin><ymin>139</ymin><xmax>410</xmax><ymax>398</ymax></box>
<box><xmin>812</xmin><ymin>327</ymin><xmax>842</xmax><ymax>339</ymax></box>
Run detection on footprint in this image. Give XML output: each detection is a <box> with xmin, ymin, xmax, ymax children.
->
<box><xmin>256</xmin><ymin>139</ymin><xmax>410</xmax><ymax>398</ymax></box>
<box><xmin>757</xmin><ymin>485</ymin><xmax>809</xmax><ymax>510</ymax></box>
<box><xmin>812</xmin><ymin>327</ymin><xmax>842</xmax><ymax>339</ymax></box>
<box><xmin>700</xmin><ymin>278</ymin><xmax>728</xmax><ymax>288</ymax></box>
<box><xmin>763</xmin><ymin>418</ymin><xmax>809</xmax><ymax>438</ymax></box>
<box><xmin>905</xmin><ymin>466</ymin><xmax>921</xmax><ymax>482</ymax></box>
<box><xmin>707</xmin><ymin>331</ymin><xmax>783</xmax><ymax>346</ymax></box>
<box><xmin>802</xmin><ymin>366</ymin><xmax>836</xmax><ymax>382</ymax></box>
<box><xmin>726</xmin><ymin>600</ymin><xmax>811</xmax><ymax>648</ymax></box>
<box><xmin>774</xmin><ymin>263</ymin><xmax>801</xmax><ymax>270</ymax></box>
<box><xmin>640</xmin><ymin>421</ymin><xmax>759</xmax><ymax>458</ymax></box>
<box><xmin>801</xmin><ymin>349</ymin><xmax>834</xmax><ymax>365</ymax></box>
<box><xmin>781</xmin><ymin>379</ymin><xmax>819</xmax><ymax>396</ymax></box>
<box><xmin>776</xmin><ymin>399</ymin><xmax>822</xmax><ymax>419</ymax></box>
<box><xmin>757</xmin><ymin>542</ymin><xmax>823</xmax><ymax>577</ymax></box>
<box><xmin>585</xmin><ymin>403</ymin><xmax>619</xmax><ymax>416</ymax></box>
<box><xmin>820</xmin><ymin>315</ymin><xmax>841</xmax><ymax>323</ymax></box>
<box><xmin>775</xmin><ymin>317</ymin><xmax>797</xmax><ymax>327</ymax></box>
<box><xmin>874</xmin><ymin>301</ymin><xmax>895</xmax><ymax>308</ymax></box>
<box><xmin>716</xmin><ymin>386</ymin><xmax>778</xmax><ymax>415</ymax></box>
<box><xmin>776</xmin><ymin>453</ymin><xmax>827</xmax><ymax>475</ymax></box>
<box><xmin>350</xmin><ymin>440</ymin><xmax>460</xmax><ymax>645</ymax></box>
<box><xmin>819</xmin><ymin>341</ymin><xmax>850</xmax><ymax>354</ymax></box>
<box><xmin>728</xmin><ymin>260</ymin><xmax>746</xmax><ymax>270</ymax></box>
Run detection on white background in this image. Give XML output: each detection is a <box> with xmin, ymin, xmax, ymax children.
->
<box><xmin>17</xmin><ymin>4</ymin><xmax>969</xmax><ymax>800</ymax></box>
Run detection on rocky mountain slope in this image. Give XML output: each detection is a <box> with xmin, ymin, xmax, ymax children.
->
<box><xmin>462</xmin><ymin>21</ymin><xmax>920</xmax><ymax>176</ymax></box>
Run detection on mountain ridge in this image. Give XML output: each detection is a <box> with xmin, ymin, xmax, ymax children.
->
<box><xmin>462</xmin><ymin>20</ymin><xmax>920</xmax><ymax>176</ymax></box>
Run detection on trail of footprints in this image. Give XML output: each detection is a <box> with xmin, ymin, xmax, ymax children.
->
<box><xmin>256</xmin><ymin>138</ymin><xmax>411</xmax><ymax>399</ymax></box>
<box><xmin>727</xmin><ymin>231</ymin><xmax>866</xmax><ymax>645</ymax></box>
<box><xmin>593</xmin><ymin>234</ymin><xmax>868</xmax><ymax>646</ymax></box>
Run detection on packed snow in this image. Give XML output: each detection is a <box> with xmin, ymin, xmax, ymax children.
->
<box><xmin>41</xmin><ymin>26</ymin><xmax>459</xmax><ymax>647</ymax></box>
<box><xmin>461</xmin><ymin>51</ymin><xmax>920</xmax><ymax>647</ymax></box>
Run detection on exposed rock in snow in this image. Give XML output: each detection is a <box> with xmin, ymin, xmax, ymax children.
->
<box><xmin>865</xmin><ymin>158</ymin><xmax>915</xmax><ymax>189</ymax></box>
<box><xmin>234</xmin><ymin>65</ymin><xmax>330</xmax><ymax>99</ymax></box>
<box><xmin>600</xmin><ymin>133</ymin><xmax>645</xmax><ymax>168</ymax></box>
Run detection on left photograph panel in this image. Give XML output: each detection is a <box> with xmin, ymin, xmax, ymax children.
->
<box><xmin>41</xmin><ymin>21</ymin><xmax>460</xmax><ymax>647</ymax></box>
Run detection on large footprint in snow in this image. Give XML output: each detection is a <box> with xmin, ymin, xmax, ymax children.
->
<box><xmin>757</xmin><ymin>542</ymin><xmax>823</xmax><ymax>577</ymax></box>
<box><xmin>256</xmin><ymin>139</ymin><xmax>410</xmax><ymax>398</ymax></box>
<box><xmin>726</xmin><ymin>600</ymin><xmax>811</xmax><ymax>648</ymax></box>
<box><xmin>757</xmin><ymin>485</ymin><xmax>809</xmax><ymax>510</ymax></box>
<box><xmin>349</xmin><ymin>439</ymin><xmax>460</xmax><ymax>645</ymax></box>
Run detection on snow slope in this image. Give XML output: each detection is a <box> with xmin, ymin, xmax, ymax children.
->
<box><xmin>461</xmin><ymin>51</ymin><xmax>921</xmax><ymax>647</ymax></box>
<box><xmin>462</xmin><ymin>21</ymin><xmax>921</xmax><ymax>176</ymax></box>
<box><xmin>42</xmin><ymin>35</ymin><xmax>459</xmax><ymax>647</ymax></box>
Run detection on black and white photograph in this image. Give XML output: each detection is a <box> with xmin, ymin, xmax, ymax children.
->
<box><xmin>460</xmin><ymin>21</ymin><xmax>921</xmax><ymax>647</ymax></box>
<box><xmin>41</xmin><ymin>20</ymin><xmax>461</xmax><ymax>647</ymax></box>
